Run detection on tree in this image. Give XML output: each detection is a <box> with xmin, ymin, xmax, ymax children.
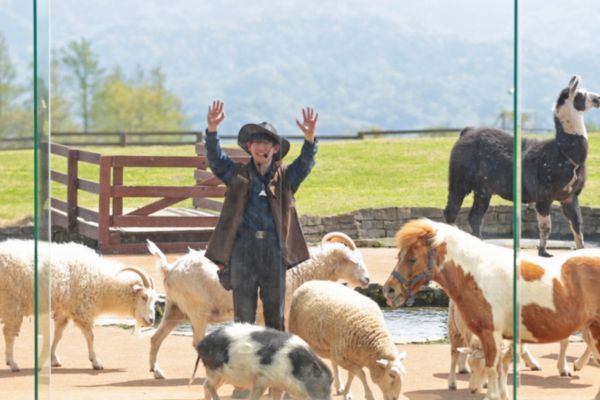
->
<box><xmin>91</xmin><ymin>65</ymin><xmax>188</xmax><ymax>134</ymax></box>
<box><xmin>0</xmin><ymin>33</ymin><xmax>29</xmax><ymax>140</ymax></box>
<box><xmin>60</xmin><ymin>37</ymin><xmax>104</xmax><ymax>132</ymax></box>
<box><xmin>51</xmin><ymin>50</ymin><xmax>79</xmax><ymax>131</ymax></box>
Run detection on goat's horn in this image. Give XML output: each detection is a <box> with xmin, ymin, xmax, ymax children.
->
<box><xmin>321</xmin><ymin>232</ymin><xmax>356</xmax><ymax>250</ymax></box>
<box><xmin>119</xmin><ymin>267</ymin><xmax>154</xmax><ymax>289</ymax></box>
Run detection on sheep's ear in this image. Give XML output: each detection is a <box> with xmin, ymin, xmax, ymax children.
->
<box><xmin>569</xmin><ymin>75</ymin><xmax>580</xmax><ymax>96</ymax></box>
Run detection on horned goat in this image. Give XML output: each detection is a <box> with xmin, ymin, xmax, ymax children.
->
<box><xmin>0</xmin><ymin>239</ymin><xmax>158</xmax><ymax>371</ymax></box>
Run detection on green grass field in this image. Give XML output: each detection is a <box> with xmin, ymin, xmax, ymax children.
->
<box><xmin>2</xmin><ymin>133</ymin><xmax>600</xmax><ymax>226</ymax></box>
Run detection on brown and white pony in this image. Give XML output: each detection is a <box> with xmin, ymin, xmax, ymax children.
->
<box><xmin>382</xmin><ymin>218</ymin><xmax>600</xmax><ymax>400</ymax></box>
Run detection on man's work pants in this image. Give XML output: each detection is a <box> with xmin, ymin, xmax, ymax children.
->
<box><xmin>229</xmin><ymin>229</ymin><xmax>286</xmax><ymax>330</ymax></box>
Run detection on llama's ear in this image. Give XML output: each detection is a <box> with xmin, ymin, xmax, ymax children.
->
<box><xmin>569</xmin><ymin>75</ymin><xmax>580</xmax><ymax>96</ymax></box>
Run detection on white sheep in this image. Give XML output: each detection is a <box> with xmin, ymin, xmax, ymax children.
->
<box><xmin>288</xmin><ymin>280</ymin><xmax>406</xmax><ymax>400</ymax></box>
<box><xmin>0</xmin><ymin>239</ymin><xmax>159</xmax><ymax>371</ymax></box>
<box><xmin>147</xmin><ymin>231</ymin><xmax>370</xmax><ymax>380</ymax></box>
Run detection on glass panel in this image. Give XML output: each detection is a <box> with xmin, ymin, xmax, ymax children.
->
<box><xmin>0</xmin><ymin>0</ymin><xmax>48</xmax><ymax>398</ymax></box>
<box><xmin>48</xmin><ymin>1</ymin><xmax>516</xmax><ymax>399</ymax></box>
<box><xmin>35</xmin><ymin>0</ymin><xmax>51</xmax><ymax>398</ymax></box>
<box><xmin>513</xmin><ymin>2</ymin><xmax>522</xmax><ymax>399</ymax></box>
<box><xmin>519</xmin><ymin>1</ymin><xmax>600</xmax><ymax>399</ymax></box>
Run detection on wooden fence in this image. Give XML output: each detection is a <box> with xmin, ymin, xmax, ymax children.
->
<box><xmin>50</xmin><ymin>143</ymin><xmax>248</xmax><ymax>253</ymax></box>
<box><xmin>4</xmin><ymin>126</ymin><xmax>562</xmax><ymax>150</ymax></box>
<box><xmin>4</xmin><ymin>128</ymin><xmax>468</xmax><ymax>150</ymax></box>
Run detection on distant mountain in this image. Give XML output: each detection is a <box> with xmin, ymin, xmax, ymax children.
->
<box><xmin>2</xmin><ymin>0</ymin><xmax>600</xmax><ymax>134</ymax></box>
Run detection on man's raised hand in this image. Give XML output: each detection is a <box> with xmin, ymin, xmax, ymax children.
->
<box><xmin>296</xmin><ymin>107</ymin><xmax>318</xmax><ymax>143</ymax></box>
<box><xmin>207</xmin><ymin>100</ymin><xmax>225</xmax><ymax>132</ymax></box>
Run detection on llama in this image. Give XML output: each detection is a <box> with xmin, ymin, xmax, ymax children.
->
<box><xmin>444</xmin><ymin>75</ymin><xmax>600</xmax><ymax>256</ymax></box>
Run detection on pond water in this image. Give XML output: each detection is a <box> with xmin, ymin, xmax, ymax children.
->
<box><xmin>172</xmin><ymin>307</ymin><xmax>449</xmax><ymax>343</ymax></box>
<box><xmin>383</xmin><ymin>307</ymin><xmax>448</xmax><ymax>343</ymax></box>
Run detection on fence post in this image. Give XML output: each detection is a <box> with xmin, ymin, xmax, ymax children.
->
<box><xmin>67</xmin><ymin>149</ymin><xmax>79</xmax><ymax>233</ymax></box>
<box><xmin>196</xmin><ymin>130</ymin><xmax>204</xmax><ymax>144</ymax></box>
<box><xmin>119</xmin><ymin>131</ymin><xmax>127</xmax><ymax>147</ymax></box>
<box><xmin>113</xmin><ymin>166</ymin><xmax>123</xmax><ymax>217</ymax></box>
<box><xmin>98</xmin><ymin>156</ymin><xmax>112</xmax><ymax>252</ymax></box>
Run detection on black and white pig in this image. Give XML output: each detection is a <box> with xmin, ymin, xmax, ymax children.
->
<box><xmin>190</xmin><ymin>323</ymin><xmax>333</xmax><ymax>400</ymax></box>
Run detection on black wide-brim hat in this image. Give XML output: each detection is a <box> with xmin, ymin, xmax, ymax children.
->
<box><xmin>238</xmin><ymin>121</ymin><xmax>291</xmax><ymax>160</ymax></box>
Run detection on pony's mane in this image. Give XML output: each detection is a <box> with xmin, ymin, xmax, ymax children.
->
<box><xmin>395</xmin><ymin>218</ymin><xmax>490</xmax><ymax>254</ymax></box>
<box><xmin>394</xmin><ymin>218</ymin><xmax>437</xmax><ymax>249</ymax></box>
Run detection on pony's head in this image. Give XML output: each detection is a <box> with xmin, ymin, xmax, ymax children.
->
<box><xmin>382</xmin><ymin>219</ymin><xmax>441</xmax><ymax>308</ymax></box>
<box><xmin>554</xmin><ymin>75</ymin><xmax>600</xmax><ymax>137</ymax></box>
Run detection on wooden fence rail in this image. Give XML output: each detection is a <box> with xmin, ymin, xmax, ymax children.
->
<box><xmin>4</xmin><ymin>126</ymin><xmax>561</xmax><ymax>150</ymax></box>
<box><xmin>50</xmin><ymin>142</ymin><xmax>244</xmax><ymax>253</ymax></box>
<box><xmin>3</xmin><ymin>127</ymin><xmax>482</xmax><ymax>150</ymax></box>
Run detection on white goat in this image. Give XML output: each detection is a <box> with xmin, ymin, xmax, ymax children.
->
<box><xmin>147</xmin><ymin>232</ymin><xmax>370</xmax><ymax>379</ymax></box>
<box><xmin>0</xmin><ymin>239</ymin><xmax>159</xmax><ymax>371</ymax></box>
<box><xmin>289</xmin><ymin>280</ymin><xmax>406</xmax><ymax>400</ymax></box>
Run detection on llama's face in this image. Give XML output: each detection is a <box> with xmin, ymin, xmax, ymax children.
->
<box><xmin>554</xmin><ymin>75</ymin><xmax>599</xmax><ymax>137</ymax></box>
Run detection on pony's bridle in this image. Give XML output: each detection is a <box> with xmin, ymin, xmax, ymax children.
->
<box><xmin>390</xmin><ymin>250</ymin><xmax>435</xmax><ymax>306</ymax></box>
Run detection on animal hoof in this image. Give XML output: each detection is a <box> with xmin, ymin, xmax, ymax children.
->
<box><xmin>530</xmin><ymin>365</ymin><xmax>541</xmax><ymax>371</ymax></box>
<box><xmin>538</xmin><ymin>248</ymin><xmax>553</xmax><ymax>257</ymax></box>
<box><xmin>448</xmin><ymin>383</ymin><xmax>457</xmax><ymax>390</ymax></box>
<box><xmin>153</xmin><ymin>368</ymin><xmax>165</xmax><ymax>379</ymax></box>
<box><xmin>560</xmin><ymin>371</ymin><xmax>572</xmax><ymax>377</ymax></box>
<box><xmin>92</xmin><ymin>362</ymin><xmax>104</xmax><ymax>370</ymax></box>
<box><xmin>9</xmin><ymin>362</ymin><xmax>20</xmax><ymax>372</ymax></box>
<box><xmin>458</xmin><ymin>368</ymin><xmax>470</xmax><ymax>374</ymax></box>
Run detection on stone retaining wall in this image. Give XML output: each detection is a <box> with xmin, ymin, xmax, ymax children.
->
<box><xmin>300</xmin><ymin>204</ymin><xmax>600</xmax><ymax>243</ymax></box>
<box><xmin>4</xmin><ymin>204</ymin><xmax>600</xmax><ymax>246</ymax></box>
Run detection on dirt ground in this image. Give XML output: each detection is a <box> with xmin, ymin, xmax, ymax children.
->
<box><xmin>1</xmin><ymin>247</ymin><xmax>599</xmax><ymax>399</ymax></box>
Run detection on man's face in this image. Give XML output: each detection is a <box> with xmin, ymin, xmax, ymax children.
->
<box><xmin>248</xmin><ymin>139</ymin><xmax>280</xmax><ymax>167</ymax></box>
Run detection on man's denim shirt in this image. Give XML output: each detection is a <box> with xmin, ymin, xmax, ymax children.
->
<box><xmin>205</xmin><ymin>131</ymin><xmax>317</xmax><ymax>236</ymax></box>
